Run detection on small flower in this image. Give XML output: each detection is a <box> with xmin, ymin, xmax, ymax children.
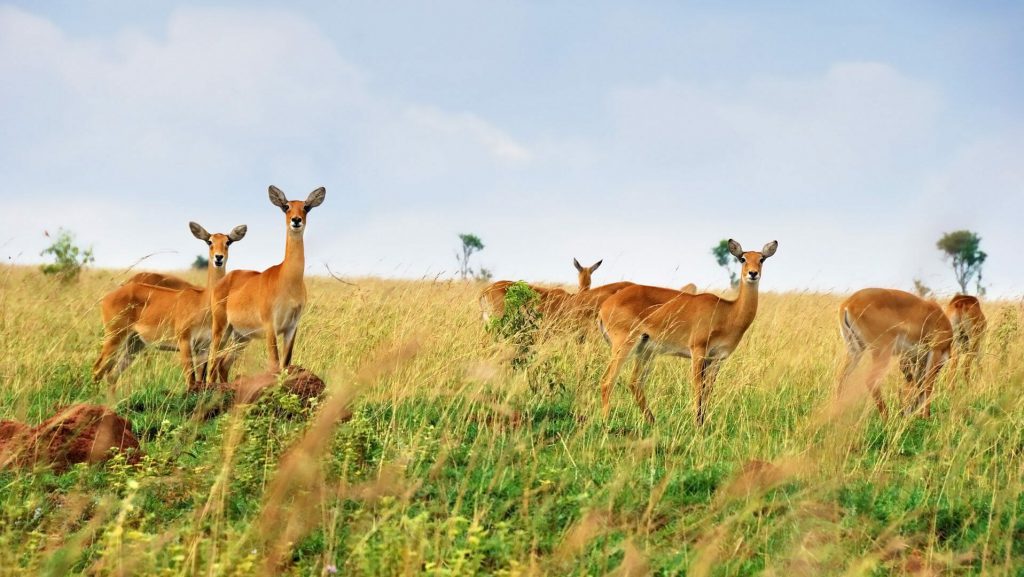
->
<box><xmin>326</xmin><ymin>563</ymin><xmax>338</xmax><ymax>575</ymax></box>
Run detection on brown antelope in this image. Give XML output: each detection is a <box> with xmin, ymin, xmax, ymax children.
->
<box><xmin>944</xmin><ymin>294</ymin><xmax>986</xmax><ymax>383</ymax></box>
<box><xmin>597</xmin><ymin>240</ymin><xmax>778</xmax><ymax>426</ymax></box>
<box><xmin>479</xmin><ymin>258</ymin><xmax>604</xmax><ymax>323</ymax></box>
<box><xmin>837</xmin><ymin>288</ymin><xmax>953</xmax><ymax>418</ymax></box>
<box><xmin>208</xmin><ymin>186</ymin><xmax>326</xmax><ymax>382</ymax></box>
<box><xmin>93</xmin><ymin>222</ymin><xmax>247</xmax><ymax>385</ymax></box>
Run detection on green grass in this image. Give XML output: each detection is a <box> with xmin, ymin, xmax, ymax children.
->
<box><xmin>1</xmin><ymin>265</ymin><xmax>1023</xmax><ymax>575</ymax></box>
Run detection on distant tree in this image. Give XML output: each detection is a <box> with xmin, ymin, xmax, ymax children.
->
<box><xmin>912</xmin><ymin>278</ymin><xmax>932</xmax><ymax>298</ymax></box>
<box><xmin>711</xmin><ymin>239</ymin><xmax>739</xmax><ymax>288</ymax></box>
<box><xmin>192</xmin><ymin>255</ymin><xmax>209</xmax><ymax>270</ymax></box>
<box><xmin>936</xmin><ymin>230</ymin><xmax>986</xmax><ymax>294</ymax></box>
<box><xmin>456</xmin><ymin>233</ymin><xmax>485</xmax><ymax>280</ymax></box>
<box><xmin>40</xmin><ymin>228</ymin><xmax>94</xmax><ymax>283</ymax></box>
<box><xmin>475</xmin><ymin>267</ymin><xmax>493</xmax><ymax>283</ymax></box>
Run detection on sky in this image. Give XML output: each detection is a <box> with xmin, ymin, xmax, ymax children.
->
<box><xmin>1</xmin><ymin>1</ymin><xmax>1022</xmax><ymax>295</ymax></box>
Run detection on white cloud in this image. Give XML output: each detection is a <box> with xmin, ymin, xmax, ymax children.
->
<box><xmin>405</xmin><ymin>105</ymin><xmax>533</xmax><ymax>165</ymax></box>
<box><xmin>0</xmin><ymin>5</ymin><xmax>535</xmax><ymax>272</ymax></box>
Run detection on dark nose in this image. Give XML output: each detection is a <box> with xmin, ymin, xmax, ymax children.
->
<box><xmin>214</xmin><ymin>255</ymin><xmax>224</xmax><ymax>263</ymax></box>
<box><xmin>748</xmin><ymin>271</ymin><xmax>759</xmax><ymax>279</ymax></box>
<box><xmin>291</xmin><ymin>217</ymin><xmax>302</xmax><ymax>226</ymax></box>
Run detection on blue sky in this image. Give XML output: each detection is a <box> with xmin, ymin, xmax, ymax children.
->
<box><xmin>1</xmin><ymin>1</ymin><xmax>1022</xmax><ymax>294</ymax></box>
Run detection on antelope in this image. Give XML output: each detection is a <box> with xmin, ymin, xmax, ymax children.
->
<box><xmin>208</xmin><ymin>186</ymin><xmax>326</xmax><ymax>382</ymax></box>
<box><xmin>837</xmin><ymin>288</ymin><xmax>953</xmax><ymax>418</ymax></box>
<box><xmin>93</xmin><ymin>222</ymin><xmax>248</xmax><ymax>385</ymax></box>
<box><xmin>479</xmin><ymin>258</ymin><xmax>604</xmax><ymax>323</ymax></box>
<box><xmin>944</xmin><ymin>294</ymin><xmax>986</xmax><ymax>383</ymax></box>
<box><xmin>597</xmin><ymin>240</ymin><xmax>778</xmax><ymax>426</ymax></box>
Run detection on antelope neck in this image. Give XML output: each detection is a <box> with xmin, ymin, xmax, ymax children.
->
<box><xmin>280</xmin><ymin>230</ymin><xmax>306</xmax><ymax>286</ymax></box>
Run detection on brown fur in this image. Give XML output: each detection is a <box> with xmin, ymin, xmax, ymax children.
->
<box><xmin>479</xmin><ymin>258</ymin><xmax>603</xmax><ymax>323</ymax></box>
<box><xmin>597</xmin><ymin>239</ymin><xmax>778</xmax><ymax>426</ymax></box>
<box><xmin>124</xmin><ymin>272</ymin><xmax>200</xmax><ymax>290</ymax></box>
<box><xmin>944</xmin><ymin>294</ymin><xmax>986</xmax><ymax>383</ymax></box>
<box><xmin>208</xmin><ymin>186</ymin><xmax>326</xmax><ymax>381</ymax></box>
<box><xmin>837</xmin><ymin>288</ymin><xmax>953</xmax><ymax>418</ymax></box>
<box><xmin>93</xmin><ymin>223</ymin><xmax>247</xmax><ymax>386</ymax></box>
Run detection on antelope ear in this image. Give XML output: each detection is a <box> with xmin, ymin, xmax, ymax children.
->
<box><xmin>228</xmin><ymin>225</ymin><xmax>248</xmax><ymax>242</ymax></box>
<box><xmin>728</xmin><ymin>239</ymin><xmax>744</xmax><ymax>258</ymax></box>
<box><xmin>304</xmin><ymin>187</ymin><xmax>326</xmax><ymax>211</ymax></box>
<box><xmin>573</xmin><ymin>258</ymin><xmax>583</xmax><ymax>272</ymax></box>
<box><xmin>269</xmin><ymin>186</ymin><xmax>289</xmax><ymax>211</ymax></box>
<box><xmin>189</xmin><ymin>222</ymin><xmax>211</xmax><ymax>242</ymax></box>
<box><xmin>590</xmin><ymin>259</ymin><xmax>603</xmax><ymax>272</ymax></box>
<box><xmin>761</xmin><ymin>240</ymin><xmax>778</xmax><ymax>258</ymax></box>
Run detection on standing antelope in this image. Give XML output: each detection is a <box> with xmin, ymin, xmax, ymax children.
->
<box><xmin>479</xmin><ymin>258</ymin><xmax>604</xmax><ymax>323</ymax></box>
<box><xmin>837</xmin><ymin>288</ymin><xmax>953</xmax><ymax>418</ymax></box>
<box><xmin>597</xmin><ymin>240</ymin><xmax>778</xmax><ymax>426</ymax></box>
<box><xmin>93</xmin><ymin>223</ymin><xmax>247</xmax><ymax>385</ymax></box>
<box><xmin>208</xmin><ymin>186</ymin><xmax>326</xmax><ymax>382</ymax></box>
<box><xmin>944</xmin><ymin>294</ymin><xmax>986</xmax><ymax>383</ymax></box>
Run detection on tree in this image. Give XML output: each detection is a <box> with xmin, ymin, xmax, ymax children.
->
<box><xmin>456</xmin><ymin>233</ymin><xmax>485</xmax><ymax>280</ymax></box>
<box><xmin>192</xmin><ymin>255</ymin><xmax>209</xmax><ymax>270</ymax></box>
<box><xmin>40</xmin><ymin>228</ymin><xmax>94</xmax><ymax>283</ymax></box>
<box><xmin>936</xmin><ymin>230</ymin><xmax>986</xmax><ymax>294</ymax></box>
<box><xmin>711</xmin><ymin>239</ymin><xmax>739</xmax><ymax>288</ymax></box>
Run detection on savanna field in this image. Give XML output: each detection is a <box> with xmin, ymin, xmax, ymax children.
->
<box><xmin>2</xmin><ymin>265</ymin><xmax>1024</xmax><ymax>576</ymax></box>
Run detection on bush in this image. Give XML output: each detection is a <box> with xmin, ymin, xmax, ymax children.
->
<box><xmin>39</xmin><ymin>228</ymin><xmax>94</xmax><ymax>282</ymax></box>
<box><xmin>487</xmin><ymin>281</ymin><xmax>541</xmax><ymax>368</ymax></box>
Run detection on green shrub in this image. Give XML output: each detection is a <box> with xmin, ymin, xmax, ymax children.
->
<box><xmin>487</xmin><ymin>281</ymin><xmax>541</xmax><ymax>368</ymax></box>
<box><xmin>39</xmin><ymin>228</ymin><xmax>94</xmax><ymax>282</ymax></box>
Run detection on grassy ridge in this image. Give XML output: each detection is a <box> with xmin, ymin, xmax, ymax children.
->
<box><xmin>1</xmin><ymin>265</ymin><xmax>1023</xmax><ymax>575</ymax></box>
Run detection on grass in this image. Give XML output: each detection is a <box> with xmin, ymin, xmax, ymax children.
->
<box><xmin>1</xmin><ymin>264</ymin><xmax>1023</xmax><ymax>575</ymax></box>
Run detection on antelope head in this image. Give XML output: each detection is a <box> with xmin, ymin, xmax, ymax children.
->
<box><xmin>268</xmin><ymin>185</ymin><xmax>327</xmax><ymax>235</ymax></box>
<box><xmin>728</xmin><ymin>239</ymin><xmax>778</xmax><ymax>284</ymax></box>
<box><xmin>573</xmin><ymin>258</ymin><xmax>603</xmax><ymax>291</ymax></box>
<box><xmin>190</xmin><ymin>222</ymin><xmax>247</xmax><ymax>269</ymax></box>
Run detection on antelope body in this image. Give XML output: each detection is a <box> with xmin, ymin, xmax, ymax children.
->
<box><xmin>208</xmin><ymin>186</ymin><xmax>325</xmax><ymax>382</ymax></box>
<box><xmin>479</xmin><ymin>259</ymin><xmax>605</xmax><ymax>323</ymax></box>
<box><xmin>597</xmin><ymin>240</ymin><xmax>778</xmax><ymax>426</ymax></box>
<box><xmin>837</xmin><ymin>288</ymin><xmax>953</xmax><ymax>418</ymax></box>
<box><xmin>93</xmin><ymin>223</ymin><xmax>247</xmax><ymax>385</ymax></box>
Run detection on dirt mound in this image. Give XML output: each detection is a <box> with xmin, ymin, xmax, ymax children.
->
<box><xmin>188</xmin><ymin>365</ymin><xmax>326</xmax><ymax>410</ymax></box>
<box><xmin>0</xmin><ymin>404</ymin><xmax>142</xmax><ymax>471</ymax></box>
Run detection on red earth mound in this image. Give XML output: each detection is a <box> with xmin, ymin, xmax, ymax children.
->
<box><xmin>0</xmin><ymin>404</ymin><xmax>142</xmax><ymax>471</ymax></box>
<box><xmin>188</xmin><ymin>365</ymin><xmax>326</xmax><ymax>406</ymax></box>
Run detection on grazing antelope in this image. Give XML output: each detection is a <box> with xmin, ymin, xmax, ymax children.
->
<box><xmin>944</xmin><ymin>294</ymin><xmax>986</xmax><ymax>383</ymax></box>
<box><xmin>479</xmin><ymin>258</ymin><xmax>604</xmax><ymax>323</ymax></box>
<box><xmin>93</xmin><ymin>223</ymin><xmax>248</xmax><ymax>385</ymax></box>
<box><xmin>208</xmin><ymin>186</ymin><xmax>326</xmax><ymax>382</ymax></box>
<box><xmin>597</xmin><ymin>240</ymin><xmax>778</xmax><ymax>426</ymax></box>
<box><xmin>837</xmin><ymin>288</ymin><xmax>953</xmax><ymax>418</ymax></box>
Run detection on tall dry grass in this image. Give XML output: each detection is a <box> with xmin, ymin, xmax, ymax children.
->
<box><xmin>1</xmin><ymin>264</ymin><xmax>1023</xmax><ymax>575</ymax></box>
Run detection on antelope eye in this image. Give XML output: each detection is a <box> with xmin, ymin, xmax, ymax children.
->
<box><xmin>759</xmin><ymin>257</ymin><xmax>765</xmax><ymax>264</ymax></box>
<box><xmin>738</xmin><ymin>256</ymin><xmax>746</xmax><ymax>263</ymax></box>
<box><xmin>206</xmin><ymin>240</ymin><xmax>212</xmax><ymax>246</ymax></box>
